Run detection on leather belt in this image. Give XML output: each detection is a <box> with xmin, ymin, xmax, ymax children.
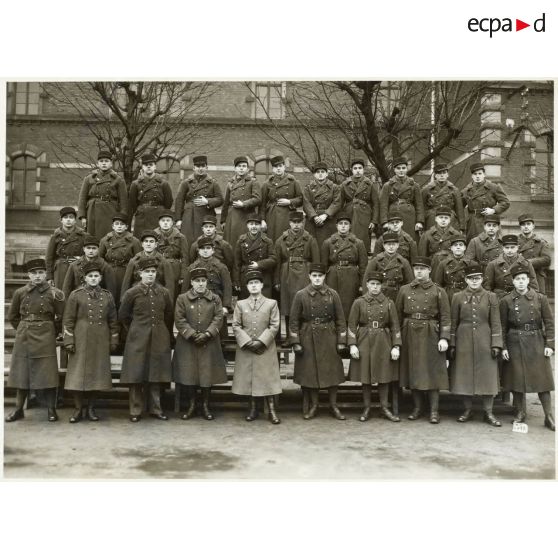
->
<box><xmin>22</xmin><ymin>313</ymin><xmax>53</xmax><ymax>321</ymax></box>
<box><xmin>289</xmin><ymin>257</ymin><xmax>306</xmax><ymax>263</ymax></box>
<box><xmin>510</xmin><ymin>324</ymin><xmax>541</xmax><ymax>331</ymax></box>
<box><xmin>109</xmin><ymin>259</ymin><xmax>128</xmax><ymax>267</ymax></box>
<box><xmin>307</xmin><ymin>317</ymin><xmax>333</xmax><ymax>325</ymax></box>
<box><xmin>336</xmin><ymin>260</ymin><xmax>355</xmax><ymax>266</ymax></box>
<box><xmin>361</xmin><ymin>321</ymin><xmax>381</xmax><ymax>329</ymax></box>
<box><xmin>91</xmin><ymin>195</ymin><xmax>116</xmax><ymax>202</ymax></box>
<box><xmin>139</xmin><ymin>201</ymin><xmax>161</xmax><ymax>207</ymax></box>
<box><xmin>408</xmin><ymin>313</ymin><xmax>434</xmax><ymax>320</ymax></box>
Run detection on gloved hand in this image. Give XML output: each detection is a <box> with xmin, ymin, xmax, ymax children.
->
<box><xmin>349</xmin><ymin>345</ymin><xmax>360</xmax><ymax>359</ymax></box>
<box><xmin>438</xmin><ymin>339</ymin><xmax>449</xmax><ymax>352</ymax></box>
<box><xmin>233</xmin><ymin>285</ymin><xmax>241</xmax><ymax>294</ymax></box>
<box><xmin>251</xmin><ymin>340</ymin><xmax>265</xmax><ymax>354</ymax></box>
<box><xmin>65</xmin><ymin>344</ymin><xmax>76</xmax><ymax>354</ymax></box>
<box><xmin>194</xmin><ymin>333</ymin><xmax>210</xmax><ymax>345</ymax></box>
<box><xmin>292</xmin><ymin>343</ymin><xmax>304</xmax><ymax>355</ymax></box>
<box><xmin>390</xmin><ymin>346</ymin><xmax>400</xmax><ymax>361</ymax></box>
<box><xmin>244</xmin><ymin>340</ymin><xmax>256</xmax><ymax>351</ymax></box>
<box><xmin>336</xmin><ymin>344</ymin><xmax>346</xmax><ymax>355</ymax></box>
<box><xmin>447</xmin><ymin>347</ymin><xmax>456</xmax><ymax>360</ymax></box>
<box><xmin>491</xmin><ymin>347</ymin><xmax>501</xmax><ymax>359</ymax></box>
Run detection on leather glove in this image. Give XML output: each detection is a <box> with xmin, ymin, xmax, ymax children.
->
<box><xmin>491</xmin><ymin>347</ymin><xmax>501</xmax><ymax>359</ymax></box>
<box><xmin>349</xmin><ymin>345</ymin><xmax>360</xmax><ymax>359</ymax></box>
<box><xmin>336</xmin><ymin>344</ymin><xmax>346</xmax><ymax>354</ymax></box>
<box><xmin>292</xmin><ymin>343</ymin><xmax>304</xmax><ymax>355</ymax></box>
<box><xmin>251</xmin><ymin>340</ymin><xmax>265</xmax><ymax>354</ymax></box>
<box><xmin>194</xmin><ymin>333</ymin><xmax>210</xmax><ymax>345</ymax></box>
<box><xmin>244</xmin><ymin>340</ymin><xmax>256</xmax><ymax>351</ymax></box>
<box><xmin>447</xmin><ymin>347</ymin><xmax>456</xmax><ymax>360</ymax></box>
<box><xmin>65</xmin><ymin>344</ymin><xmax>76</xmax><ymax>354</ymax></box>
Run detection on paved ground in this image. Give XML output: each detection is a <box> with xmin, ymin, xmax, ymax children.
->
<box><xmin>3</xmin><ymin>382</ymin><xmax>555</xmax><ymax>480</ymax></box>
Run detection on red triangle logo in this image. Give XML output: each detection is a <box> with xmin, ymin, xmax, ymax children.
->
<box><xmin>516</xmin><ymin>19</ymin><xmax>530</xmax><ymax>31</ymax></box>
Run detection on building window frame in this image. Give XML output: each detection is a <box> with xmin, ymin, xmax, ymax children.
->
<box><xmin>252</xmin><ymin>82</ymin><xmax>286</xmax><ymax>120</ymax></box>
<box><xmin>7</xmin><ymin>82</ymin><xmax>42</xmax><ymax>115</ymax></box>
<box><xmin>6</xmin><ymin>145</ymin><xmax>47</xmax><ymax>209</ymax></box>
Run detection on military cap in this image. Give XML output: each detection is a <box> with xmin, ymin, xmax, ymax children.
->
<box><xmin>311</xmin><ymin>161</ymin><xmax>328</xmax><ymax>173</ymax></box>
<box><xmin>464</xmin><ymin>263</ymin><xmax>483</xmax><ymax>277</ymax></box>
<box><xmin>138</xmin><ymin>258</ymin><xmax>158</xmax><ymax>271</ymax></box>
<box><xmin>82</xmin><ymin>260</ymin><xmax>102</xmax><ymax>275</ymax></box>
<box><xmin>245</xmin><ymin>270</ymin><xmax>263</xmax><ymax>283</ymax></box>
<box><xmin>246</xmin><ymin>213</ymin><xmax>262</xmax><ymax>223</ymax></box>
<box><xmin>336</xmin><ymin>212</ymin><xmax>352</xmax><ymax>223</ymax></box>
<box><xmin>309</xmin><ymin>263</ymin><xmax>326</xmax><ymax>274</ymax></box>
<box><xmin>387</xmin><ymin>211</ymin><xmax>404</xmax><ymax>222</ymax></box>
<box><xmin>365</xmin><ymin>272</ymin><xmax>384</xmax><ymax>283</ymax></box>
<box><xmin>382</xmin><ymin>232</ymin><xmax>400</xmax><ymax>243</ymax></box>
<box><xmin>140</xmin><ymin>230</ymin><xmax>158</xmax><ymax>241</ymax></box>
<box><xmin>411</xmin><ymin>256</ymin><xmax>432</xmax><ymax>269</ymax></box>
<box><xmin>83</xmin><ymin>235</ymin><xmax>99</xmax><ymax>247</ymax></box>
<box><xmin>350</xmin><ymin>158</ymin><xmax>365</xmax><ymax>168</ymax></box>
<box><xmin>270</xmin><ymin>155</ymin><xmax>285</xmax><ymax>166</ymax></box>
<box><xmin>97</xmin><ymin>149</ymin><xmax>113</xmax><ymax>160</ymax></box>
<box><xmin>435</xmin><ymin>206</ymin><xmax>452</xmax><ymax>217</ymax></box>
<box><xmin>201</xmin><ymin>215</ymin><xmax>217</xmax><ymax>225</ymax></box>
<box><xmin>470</xmin><ymin>162</ymin><xmax>485</xmax><ymax>173</ymax></box>
<box><xmin>392</xmin><ymin>156</ymin><xmax>408</xmax><ymax>168</ymax></box>
<box><xmin>510</xmin><ymin>263</ymin><xmax>530</xmax><ymax>278</ymax></box>
<box><xmin>158</xmin><ymin>210</ymin><xmax>175</xmax><ymax>221</ymax></box>
<box><xmin>501</xmin><ymin>234</ymin><xmax>519</xmax><ymax>246</ymax></box>
<box><xmin>190</xmin><ymin>267</ymin><xmax>208</xmax><ymax>280</ymax></box>
<box><xmin>193</xmin><ymin>155</ymin><xmax>208</xmax><ymax>166</ymax></box>
<box><xmin>198</xmin><ymin>237</ymin><xmax>215</xmax><ymax>248</ymax></box>
<box><xmin>289</xmin><ymin>211</ymin><xmax>304</xmax><ymax>222</ymax></box>
<box><xmin>483</xmin><ymin>214</ymin><xmax>500</xmax><ymax>224</ymax></box>
<box><xmin>234</xmin><ymin>156</ymin><xmax>249</xmax><ymax>166</ymax></box>
<box><xmin>434</xmin><ymin>163</ymin><xmax>449</xmax><ymax>173</ymax></box>
<box><xmin>112</xmin><ymin>213</ymin><xmax>129</xmax><ymax>222</ymax></box>
<box><xmin>518</xmin><ymin>213</ymin><xmax>535</xmax><ymax>224</ymax></box>
<box><xmin>26</xmin><ymin>258</ymin><xmax>46</xmax><ymax>272</ymax></box>
<box><xmin>450</xmin><ymin>235</ymin><xmax>467</xmax><ymax>246</ymax></box>
<box><xmin>60</xmin><ymin>206</ymin><xmax>77</xmax><ymax>218</ymax></box>
<box><xmin>141</xmin><ymin>152</ymin><xmax>157</xmax><ymax>165</ymax></box>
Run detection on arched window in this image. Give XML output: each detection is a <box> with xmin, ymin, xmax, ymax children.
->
<box><xmin>157</xmin><ymin>156</ymin><xmax>181</xmax><ymax>197</ymax></box>
<box><xmin>254</xmin><ymin>158</ymin><xmax>272</xmax><ymax>183</ymax></box>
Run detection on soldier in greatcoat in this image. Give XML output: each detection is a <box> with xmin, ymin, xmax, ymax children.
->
<box><xmin>232</xmin><ymin>271</ymin><xmax>282</xmax><ymax>425</ymax></box>
<box><xmin>128</xmin><ymin>153</ymin><xmax>173</xmax><ymax>239</ymax></box>
<box><xmin>189</xmin><ymin>215</ymin><xmax>233</xmax><ymax>271</ymax></box>
<box><xmin>289</xmin><ymin>263</ymin><xmax>347</xmax><ymax>420</ymax></box>
<box><xmin>379</xmin><ymin>156</ymin><xmax>425</xmax><ymax>240</ymax></box>
<box><xmin>77</xmin><ymin>149</ymin><xmax>128</xmax><ymax>240</ymax></box>
<box><xmin>62</xmin><ymin>261</ymin><xmax>119</xmax><ymax>423</ymax></box>
<box><xmin>340</xmin><ymin>158</ymin><xmax>379</xmax><ymax>252</ymax></box>
<box><xmin>395</xmin><ymin>257</ymin><xmax>450</xmax><ymax>424</ymax></box>
<box><xmin>348</xmin><ymin>272</ymin><xmax>402</xmax><ymax>422</ymax></box>
<box><xmin>46</xmin><ymin>206</ymin><xmax>88</xmax><ymax>289</ymax></box>
<box><xmin>418</xmin><ymin>206</ymin><xmax>461</xmax><ymax>275</ymax></box>
<box><xmin>421</xmin><ymin>163</ymin><xmax>465</xmax><ymax>231</ymax></box>
<box><xmin>483</xmin><ymin>234</ymin><xmax>539</xmax><ymax>299</ymax></box>
<box><xmin>302</xmin><ymin>161</ymin><xmax>343</xmax><ymax>249</ymax></box>
<box><xmin>260</xmin><ymin>155</ymin><xmax>303</xmax><ymax>242</ymax></box>
<box><xmin>233</xmin><ymin>214</ymin><xmax>277</xmax><ymax>299</ymax></box>
<box><xmin>5</xmin><ymin>259</ymin><xmax>64</xmax><ymax>423</ymax></box>
<box><xmin>461</xmin><ymin>162</ymin><xmax>510</xmax><ymax>243</ymax></box>
<box><xmin>119</xmin><ymin>258</ymin><xmax>174</xmax><ymax>422</ymax></box>
<box><xmin>221</xmin><ymin>156</ymin><xmax>262</xmax><ymax>248</ymax></box>
<box><xmin>175</xmin><ymin>155</ymin><xmax>223</xmax><ymax>245</ymax></box>
<box><xmin>274</xmin><ymin>211</ymin><xmax>320</xmax><ymax>340</ymax></box>
<box><xmin>465</xmin><ymin>215</ymin><xmax>503</xmax><ymax>273</ymax></box>
<box><xmin>517</xmin><ymin>213</ymin><xmax>551</xmax><ymax>294</ymax></box>
<box><xmin>500</xmin><ymin>263</ymin><xmax>555</xmax><ymax>430</ymax></box>
<box><xmin>98</xmin><ymin>213</ymin><xmax>142</xmax><ymax>307</ymax></box>
<box><xmin>172</xmin><ymin>267</ymin><xmax>227</xmax><ymax>421</ymax></box>
<box><xmin>363</xmin><ymin>232</ymin><xmax>413</xmax><ymax>302</ymax></box>
<box><xmin>433</xmin><ymin>235</ymin><xmax>477</xmax><ymax>303</ymax></box>
<box><xmin>373</xmin><ymin>211</ymin><xmax>418</xmax><ymax>264</ymax></box>
<box><xmin>154</xmin><ymin>211</ymin><xmax>190</xmax><ymax>302</ymax></box>
<box><xmin>448</xmin><ymin>263</ymin><xmax>503</xmax><ymax>427</ymax></box>
<box><xmin>321</xmin><ymin>213</ymin><xmax>368</xmax><ymax>318</ymax></box>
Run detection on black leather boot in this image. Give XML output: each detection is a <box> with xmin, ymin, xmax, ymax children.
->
<box><xmin>5</xmin><ymin>408</ymin><xmax>25</xmax><ymax>422</ymax></box>
<box><xmin>267</xmin><ymin>396</ymin><xmax>280</xmax><ymax>425</ymax></box>
<box><xmin>201</xmin><ymin>388</ymin><xmax>214</xmax><ymax>420</ymax></box>
<box><xmin>245</xmin><ymin>397</ymin><xmax>259</xmax><ymax>421</ymax></box>
<box><xmin>408</xmin><ymin>390</ymin><xmax>423</xmax><ymax>420</ymax></box>
<box><xmin>303</xmin><ymin>389</ymin><xmax>319</xmax><ymax>420</ymax></box>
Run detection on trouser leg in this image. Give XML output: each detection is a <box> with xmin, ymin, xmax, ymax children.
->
<box><xmin>378</xmin><ymin>383</ymin><xmax>389</xmax><ymax>409</ymax></box>
<box><xmin>412</xmin><ymin>389</ymin><xmax>423</xmax><ymax>411</ymax></box>
<box><xmin>73</xmin><ymin>391</ymin><xmax>84</xmax><ymax>411</ymax></box>
<box><xmin>148</xmin><ymin>383</ymin><xmax>163</xmax><ymax>415</ymax></box>
<box><xmin>512</xmin><ymin>391</ymin><xmax>525</xmax><ymax>421</ymax></box>
<box><xmin>481</xmin><ymin>395</ymin><xmax>494</xmax><ymax>414</ymax></box>
<box><xmin>129</xmin><ymin>384</ymin><xmax>144</xmax><ymax>416</ymax></box>
<box><xmin>362</xmin><ymin>384</ymin><xmax>372</xmax><ymax>409</ymax></box>
<box><xmin>428</xmin><ymin>390</ymin><xmax>439</xmax><ymax>414</ymax></box>
<box><xmin>15</xmin><ymin>389</ymin><xmax>28</xmax><ymax>411</ymax></box>
<box><xmin>538</xmin><ymin>391</ymin><xmax>553</xmax><ymax>416</ymax></box>
<box><xmin>463</xmin><ymin>395</ymin><xmax>473</xmax><ymax>412</ymax></box>
<box><xmin>43</xmin><ymin>388</ymin><xmax>56</xmax><ymax>409</ymax></box>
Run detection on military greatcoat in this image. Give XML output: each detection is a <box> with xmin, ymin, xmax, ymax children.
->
<box><xmin>63</xmin><ymin>286</ymin><xmax>119</xmax><ymax>392</ymax></box>
<box><xmin>7</xmin><ymin>282</ymin><xmax>64</xmax><ymax>390</ymax></box>
<box><xmin>174</xmin><ymin>173</ymin><xmax>223</xmax><ymax>245</ymax></box>
<box><xmin>274</xmin><ymin>230</ymin><xmax>320</xmax><ymax>316</ymax></box>
<box><xmin>190</xmin><ymin>234</ymin><xmax>233</xmax><ymax>271</ymax></box>
<box><xmin>373</xmin><ymin>229</ymin><xmax>418</xmax><ymax>264</ymax></box>
<box><xmin>418</xmin><ymin>225</ymin><xmax>461</xmax><ymax>275</ymax></box>
<box><xmin>500</xmin><ymin>289</ymin><xmax>555</xmax><ymax>393</ymax></box>
<box><xmin>62</xmin><ymin>256</ymin><xmax>117</xmax><ymax>303</ymax></box>
<box><xmin>118</xmin><ymin>282</ymin><xmax>173</xmax><ymax>384</ymax></box>
<box><xmin>120</xmin><ymin>251</ymin><xmax>175</xmax><ymax>302</ymax></box>
<box><xmin>182</xmin><ymin>257</ymin><xmax>233</xmax><ymax>310</ymax></box>
<box><xmin>518</xmin><ymin>233</ymin><xmax>551</xmax><ymax>294</ymax></box>
<box><xmin>421</xmin><ymin>180</ymin><xmax>465</xmax><ymax>231</ymax></box>
<box><xmin>289</xmin><ymin>284</ymin><xmax>347</xmax><ymax>388</ymax></box>
<box><xmin>347</xmin><ymin>293</ymin><xmax>401</xmax><ymax>384</ymax></box>
<box><xmin>78</xmin><ymin>169</ymin><xmax>128</xmax><ymax>239</ymax></box>
<box><xmin>321</xmin><ymin>232</ymin><xmax>368</xmax><ymax>318</ymax></box>
<box><xmin>221</xmin><ymin>175</ymin><xmax>262</xmax><ymax>248</ymax></box>
<box><xmin>432</xmin><ymin>255</ymin><xmax>477</xmax><ymax>303</ymax></box>
<box><xmin>260</xmin><ymin>173</ymin><xmax>303</xmax><ymax>242</ymax></box>
<box><xmin>302</xmin><ymin>179</ymin><xmax>343</xmax><ymax>248</ymax></box>
<box><xmin>483</xmin><ymin>255</ymin><xmax>539</xmax><ymax>300</ymax></box>
<box><xmin>154</xmin><ymin>226</ymin><xmax>190</xmax><ymax>299</ymax></box>
<box><xmin>465</xmin><ymin>232</ymin><xmax>502</xmax><ymax>272</ymax></box>
<box><xmin>449</xmin><ymin>287</ymin><xmax>502</xmax><ymax>396</ymax></box>
<box><xmin>128</xmin><ymin>173</ymin><xmax>173</xmax><ymax>239</ymax></box>
<box><xmin>172</xmin><ymin>289</ymin><xmax>227</xmax><ymax>387</ymax></box>
<box><xmin>232</xmin><ymin>296</ymin><xmax>282</xmax><ymax>397</ymax></box>
<box><xmin>362</xmin><ymin>253</ymin><xmax>414</xmax><ymax>302</ymax></box>
<box><xmin>379</xmin><ymin>176</ymin><xmax>425</xmax><ymax>238</ymax></box>
<box><xmin>395</xmin><ymin>279</ymin><xmax>450</xmax><ymax>390</ymax></box>
<box><xmin>46</xmin><ymin>226</ymin><xmax>88</xmax><ymax>288</ymax></box>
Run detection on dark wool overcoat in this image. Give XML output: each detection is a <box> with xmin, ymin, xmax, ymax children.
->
<box><xmin>379</xmin><ymin>176</ymin><xmax>425</xmax><ymax>238</ymax></box>
<box><xmin>518</xmin><ymin>233</ymin><xmax>551</xmax><ymax>295</ymax></box>
<box><xmin>432</xmin><ymin>255</ymin><xmax>477</xmax><ymax>303</ymax></box>
<box><xmin>62</xmin><ymin>256</ymin><xmax>117</xmax><ymax>303</ymax></box>
<box><xmin>421</xmin><ymin>180</ymin><xmax>465</xmax><ymax>231</ymax></box>
<box><xmin>45</xmin><ymin>226</ymin><xmax>88</xmax><ymax>288</ymax></box>
<box><xmin>362</xmin><ymin>253</ymin><xmax>414</xmax><ymax>302</ymax></box>
<box><xmin>465</xmin><ymin>232</ymin><xmax>503</xmax><ymax>272</ymax></box>
<box><xmin>302</xmin><ymin>179</ymin><xmax>343</xmax><ymax>248</ymax></box>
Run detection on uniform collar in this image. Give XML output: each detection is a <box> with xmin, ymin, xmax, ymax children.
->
<box><xmin>410</xmin><ymin>278</ymin><xmax>433</xmax><ymax>289</ymax></box>
<box><xmin>186</xmin><ymin>288</ymin><xmax>213</xmax><ymax>301</ymax></box>
<box><xmin>28</xmin><ymin>281</ymin><xmax>50</xmax><ymax>293</ymax></box>
<box><xmin>364</xmin><ymin>292</ymin><xmax>386</xmax><ymax>303</ymax></box>
<box><xmin>513</xmin><ymin>288</ymin><xmax>535</xmax><ymax>300</ymax></box>
<box><xmin>308</xmin><ymin>284</ymin><xmax>328</xmax><ymax>296</ymax></box>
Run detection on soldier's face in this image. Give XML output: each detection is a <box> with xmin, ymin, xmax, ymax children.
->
<box><xmin>513</xmin><ymin>273</ymin><xmax>529</xmax><ymax>292</ymax></box>
<box><xmin>159</xmin><ymin>217</ymin><xmax>174</xmax><ymax>231</ymax></box>
<box><xmin>309</xmin><ymin>272</ymin><xmax>325</xmax><ymax>287</ymax></box>
<box><xmin>83</xmin><ymin>245</ymin><xmax>98</xmax><ymax>258</ymax></box>
<box><xmin>140</xmin><ymin>267</ymin><xmax>157</xmax><ymax>285</ymax></box>
<box><xmin>247</xmin><ymin>279</ymin><xmax>263</xmax><ymax>295</ymax></box>
<box><xmin>142</xmin><ymin>162</ymin><xmax>156</xmax><ymax>176</ymax></box>
<box><xmin>289</xmin><ymin>220</ymin><xmax>304</xmax><ymax>233</ymax></box>
<box><xmin>336</xmin><ymin>220</ymin><xmax>351</xmax><ymax>234</ymax></box>
<box><xmin>465</xmin><ymin>274</ymin><xmax>483</xmax><ymax>290</ymax></box>
<box><xmin>472</xmin><ymin>170</ymin><xmax>485</xmax><ymax>183</ymax></box>
<box><xmin>198</xmin><ymin>246</ymin><xmax>214</xmax><ymax>258</ymax></box>
<box><xmin>28</xmin><ymin>269</ymin><xmax>47</xmax><ymax>285</ymax></box>
<box><xmin>388</xmin><ymin>220</ymin><xmax>402</xmax><ymax>232</ymax></box>
<box><xmin>113</xmin><ymin>220</ymin><xmax>127</xmax><ymax>233</ymax></box>
<box><xmin>142</xmin><ymin>237</ymin><xmax>157</xmax><ymax>253</ymax></box>
<box><xmin>247</xmin><ymin>221</ymin><xmax>262</xmax><ymax>235</ymax></box>
<box><xmin>435</xmin><ymin>215</ymin><xmax>451</xmax><ymax>228</ymax></box>
<box><xmin>434</xmin><ymin>171</ymin><xmax>448</xmax><ymax>183</ymax></box>
<box><xmin>413</xmin><ymin>265</ymin><xmax>430</xmax><ymax>281</ymax></box>
<box><xmin>503</xmin><ymin>244</ymin><xmax>518</xmax><ymax>257</ymax></box>
<box><xmin>450</xmin><ymin>242</ymin><xmax>465</xmax><ymax>257</ymax></box>
<box><xmin>484</xmin><ymin>222</ymin><xmax>498</xmax><ymax>236</ymax></box>
<box><xmin>520</xmin><ymin>221</ymin><xmax>535</xmax><ymax>235</ymax></box>
<box><xmin>202</xmin><ymin>224</ymin><xmax>216</xmax><ymax>236</ymax></box>
<box><xmin>97</xmin><ymin>158</ymin><xmax>112</xmax><ymax>171</ymax></box>
<box><xmin>61</xmin><ymin>214</ymin><xmax>76</xmax><ymax>228</ymax></box>
<box><xmin>366</xmin><ymin>280</ymin><xmax>382</xmax><ymax>295</ymax></box>
<box><xmin>313</xmin><ymin>169</ymin><xmax>328</xmax><ymax>181</ymax></box>
<box><xmin>351</xmin><ymin>164</ymin><xmax>364</xmax><ymax>177</ymax></box>
<box><xmin>194</xmin><ymin>164</ymin><xmax>208</xmax><ymax>176</ymax></box>
<box><xmin>192</xmin><ymin>277</ymin><xmax>207</xmax><ymax>293</ymax></box>
<box><xmin>394</xmin><ymin>164</ymin><xmax>407</xmax><ymax>178</ymax></box>
<box><xmin>84</xmin><ymin>271</ymin><xmax>102</xmax><ymax>287</ymax></box>
<box><xmin>272</xmin><ymin>163</ymin><xmax>285</xmax><ymax>176</ymax></box>
<box><xmin>235</xmin><ymin>162</ymin><xmax>249</xmax><ymax>176</ymax></box>
<box><xmin>384</xmin><ymin>241</ymin><xmax>399</xmax><ymax>255</ymax></box>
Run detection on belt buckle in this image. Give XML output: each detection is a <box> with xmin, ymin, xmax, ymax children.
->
<box><xmin>524</xmin><ymin>324</ymin><xmax>531</xmax><ymax>331</ymax></box>
<box><xmin>372</xmin><ymin>321</ymin><xmax>379</xmax><ymax>329</ymax></box>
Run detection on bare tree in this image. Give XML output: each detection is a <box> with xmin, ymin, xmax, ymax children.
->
<box><xmin>43</xmin><ymin>81</ymin><xmax>218</xmax><ymax>185</ymax></box>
